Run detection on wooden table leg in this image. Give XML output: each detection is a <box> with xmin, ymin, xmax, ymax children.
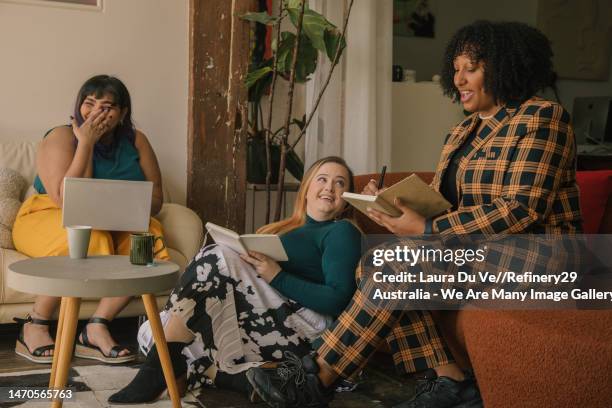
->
<box><xmin>142</xmin><ymin>293</ymin><xmax>182</xmax><ymax>408</ymax></box>
<box><xmin>49</xmin><ymin>297</ymin><xmax>67</xmax><ymax>388</ymax></box>
<box><xmin>51</xmin><ymin>297</ymin><xmax>80</xmax><ymax>408</ymax></box>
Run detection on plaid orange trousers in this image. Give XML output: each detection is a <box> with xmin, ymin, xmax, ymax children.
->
<box><xmin>311</xmin><ymin>233</ymin><xmax>582</xmax><ymax>379</ymax></box>
<box><xmin>311</xmin><ymin>265</ymin><xmax>453</xmax><ymax>378</ymax></box>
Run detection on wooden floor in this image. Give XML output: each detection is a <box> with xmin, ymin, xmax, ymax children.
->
<box><xmin>0</xmin><ymin>318</ymin><xmax>417</xmax><ymax>407</ymax></box>
<box><xmin>0</xmin><ymin>318</ymin><xmax>141</xmax><ymax>374</ymax></box>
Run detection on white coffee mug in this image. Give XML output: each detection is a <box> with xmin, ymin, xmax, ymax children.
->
<box><xmin>66</xmin><ymin>225</ymin><xmax>92</xmax><ymax>259</ymax></box>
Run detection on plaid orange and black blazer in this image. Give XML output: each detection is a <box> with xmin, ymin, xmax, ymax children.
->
<box><xmin>430</xmin><ymin>97</ymin><xmax>582</xmax><ymax>236</ymax></box>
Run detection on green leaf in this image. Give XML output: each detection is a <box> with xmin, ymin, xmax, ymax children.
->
<box><xmin>276</xmin><ymin>32</ymin><xmax>318</xmax><ymax>82</ymax></box>
<box><xmin>247</xmin><ymin>61</ymin><xmax>273</xmax><ymax>103</ymax></box>
<box><xmin>323</xmin><ymin>27</ymin><xmax>346</xmax><ymax>61</ymax></box>
<box><xmin>240</xmin><ymin>11</ymin><xmax>277</xmax><ymax>25</ymax></box>
<box><xmin>285</xmin><ymin>0</ymin><xmax>304</xmax><ymax>10</ymax></box>
<box><xmin>245</xmin><ymin>66</ymin><xmax>273</xmax><ymax>89</ymax></box>
<box><xmin>275</xmin><ymin>32</ymin><xmax>294</xmax><ymax>73</ymax></box>
<box><xmin>249</xmin><ymin>70</ymin><xmax>272</xmax><ymax>103</ymax></box>
<box><xmin>287</xmin><ymin>8</ymin><xmax>334</xmax><ymax>55</ymax></box>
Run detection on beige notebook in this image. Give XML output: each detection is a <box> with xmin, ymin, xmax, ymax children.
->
<box><xmin>205</xmin><ymin>222</ymin><xmax>288</xmax><ymax>262</ymax></box>
<box><xmin>342</xmin><ymin>174</ymin><xmax>451</xmax><ymax>219</ymax></box>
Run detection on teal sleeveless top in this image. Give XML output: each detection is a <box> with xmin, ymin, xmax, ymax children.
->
<box><xmin>33</xmin><ymin>126</ymin><xmax>146</xmax><ymax>194</ymax></box>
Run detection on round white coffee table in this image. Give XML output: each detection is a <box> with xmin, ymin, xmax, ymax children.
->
<box><xmin>7</xmin><ymin>255</ymin><xmax>182</xmax><ymax>408</ymax></box>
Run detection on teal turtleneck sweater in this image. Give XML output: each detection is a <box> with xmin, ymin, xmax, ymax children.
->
<box><xmin>272</xmin><ymin>215</ymin><xmax>362</xmax><ymax>317</ymax></box>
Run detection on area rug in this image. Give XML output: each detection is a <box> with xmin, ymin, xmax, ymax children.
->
<box><xmin>0</xmin><ymin>365</ymin><xmax>203</xmax><ymax>407</ymax></box>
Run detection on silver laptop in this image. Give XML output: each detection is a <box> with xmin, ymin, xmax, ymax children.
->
<box><xmin>62</xmin><ymin>178</ymin><xmax>153</xmax><ymax>232</ymax></box>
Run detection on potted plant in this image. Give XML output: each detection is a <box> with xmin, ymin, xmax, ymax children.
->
<box><xmin>241</xmin><ymin>0</ymin><xmax>353</xmax><ymax>221</ymax></box>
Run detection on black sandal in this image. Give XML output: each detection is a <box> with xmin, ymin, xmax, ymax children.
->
<box><xmin>14</xmin><ymin>315</ymin><xmax>54</xmax><ymax>364</ymax></box>
<box><xmin>74</xmin><ymin>317</ymin><xmax>135</xmax><ymax>364</ymax></box>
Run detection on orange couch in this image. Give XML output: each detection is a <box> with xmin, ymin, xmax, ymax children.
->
<box><xmin>353</xmin><ymin>171</ymin><xmax>612</xmax><ymax>408</ymax></box>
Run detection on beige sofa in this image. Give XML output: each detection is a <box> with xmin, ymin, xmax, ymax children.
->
<box><xmin>0</xmin><ymin>140</ymin><xmax>203</xmax><ymax>323</ymax></box>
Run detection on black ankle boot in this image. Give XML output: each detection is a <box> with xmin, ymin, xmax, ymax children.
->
<box><xmin>108</xmin><ymin>342</ymin><xmax>187</xmax><ymax>404</ymax></box>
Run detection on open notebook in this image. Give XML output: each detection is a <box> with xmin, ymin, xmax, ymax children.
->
<box><xmin>205</xmin><ymin>222</ymin><xmax>288</xmax><ymax>261</ymax></box>
<box><xmin>342</xmin><ymin>174</ymin><xmax>451</xmax><ymax>219</ymax></box>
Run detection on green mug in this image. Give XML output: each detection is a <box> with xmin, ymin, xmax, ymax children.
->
<box><xmin>130</xmin><ymin>233</ymin><xmax>166</xmax><ymax>265</ymax></box>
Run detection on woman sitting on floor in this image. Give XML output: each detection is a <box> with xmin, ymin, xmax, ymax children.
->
<box><xmin>109</xmin><ymin>156</ymin><xmax>363</xmax><ymax>404</ymax></box>
<box><xmin>12</xmin><ymin>75</ymin><xmax>169</xmax><ymax>365</ymax></box>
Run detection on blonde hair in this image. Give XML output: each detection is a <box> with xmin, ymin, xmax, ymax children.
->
<box><xmin>257</xmin><ymin>156</ymin><xmax>355</xmax><ymax>235</ymax></box>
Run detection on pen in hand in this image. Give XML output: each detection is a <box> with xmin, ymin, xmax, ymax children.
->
<box><xmin>377</xmin><ymin>165</ymin><xmax>387</xmax><ymax>190</ymax></box>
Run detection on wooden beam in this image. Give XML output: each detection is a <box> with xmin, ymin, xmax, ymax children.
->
<box><xmin>187</xmin><ymin>0</ymin><xmax>255</xmax><ymax>232</ymax></box>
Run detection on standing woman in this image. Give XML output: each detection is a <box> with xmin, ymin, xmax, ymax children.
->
<box><xmin>109</xmin><ymin>156</ymin><xmax>362</xmax><ymax>404</ymax></box>
<box><xmin>12</xmin><ymin>75</ymin><xmax>169</xmax><ymax>364</ymax></box>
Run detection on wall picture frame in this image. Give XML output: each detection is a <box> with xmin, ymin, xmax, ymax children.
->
<box><xmin>0</xmin><ymin>0</ymin><xmax>103</xmax><ymax>11</ymax></box>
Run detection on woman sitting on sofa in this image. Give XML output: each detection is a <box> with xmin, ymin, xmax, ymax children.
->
<box><xmin>12</xmin><ymin>75</ymin><xmax>169</xmax><ymax>364</ymax></box>
<box><xmin>108</xmin><ymin>156</ymin><xmax>362</xmax><ymax>404</ymax></box>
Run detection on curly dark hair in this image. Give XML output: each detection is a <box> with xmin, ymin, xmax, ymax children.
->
<box><xmin>440</xmin><ymin>20</ymin><xmax>558</xmax><ymax>106</ymax></box>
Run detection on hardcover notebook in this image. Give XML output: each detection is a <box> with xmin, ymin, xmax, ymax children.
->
<box><xmin>342</xmin><ymin>174</ymin><xmax>451</xmax><ymax>219</ymax></box>
<box><xmin>205</xmin><ymin>222</ymin><xmax>289</xmax><ymax>262</ymax></box>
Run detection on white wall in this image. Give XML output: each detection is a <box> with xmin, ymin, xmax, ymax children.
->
<box><xmin>391</xmin><ymin>81</ymin><xmax>464</xmax><ymax>172</ymax></box>
<box><xmin>0</xmin><ymin>0</ymin><xmax>189</xmax><ymax>204</ymax></box>
<box><xmin>392</xmin><ymin>0</ymin><xmax>612</xmax><ymax>112</ymax></box>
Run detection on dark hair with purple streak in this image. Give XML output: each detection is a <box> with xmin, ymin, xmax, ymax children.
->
<box><xmin>73</xmin><ymin>75</ymin><xmax>136</xmax><ymax>158</ymax></box>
